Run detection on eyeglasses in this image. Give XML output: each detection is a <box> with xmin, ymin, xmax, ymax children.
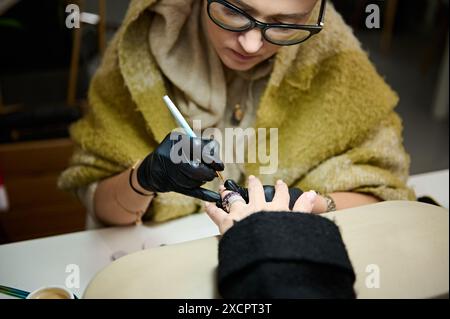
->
<box><xmin>206</xmin><ymin>0</ymin><xmax>326</xmax><ymax>46</ymax></box>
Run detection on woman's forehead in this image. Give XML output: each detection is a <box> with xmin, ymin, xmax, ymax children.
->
<box><xmin>228</xmin><ymin>0</ymin><xmax>318</xmax><ymax>17</ymax></box>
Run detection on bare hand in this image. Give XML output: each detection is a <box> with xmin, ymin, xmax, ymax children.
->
<box><xmin>205</xmin><ymin>175</ymin><xmax>317</xmax><ymax>235</ymax></box>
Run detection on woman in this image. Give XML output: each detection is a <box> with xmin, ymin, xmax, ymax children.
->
<box><xmin>58</xmin><ymin>0</ymin><xmax>415</xmax><ymax>226</ymax></box>
<box><xmin>206</xmin><ymin>175</ymin><xmax>356</xmax><ymax>298</ymax></box>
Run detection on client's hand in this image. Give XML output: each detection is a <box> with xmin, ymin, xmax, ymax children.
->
<box><xmin>222</xmin><ymin>179</ymin><xmax>303</xmax><ymax>210</ymax></box>
<box><xmin>205</xmin><ymin>175</ymin><xmax>317</xmax><ymax>235</ymax></box>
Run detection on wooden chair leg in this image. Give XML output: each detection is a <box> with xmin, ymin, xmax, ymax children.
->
<box><xmin>381</xmin><ymin>0</ymin><xmax>399</xmax><ymax>54</ymax></box>
<box><xmin>98</xmin><ymin>0</ymin><xmax>106</xmax><ymax>56</ymax></box>
<box><xmin>67</xmin><ymin>0</ymin><xmax>83</xmax><ymax>107</ymax></box>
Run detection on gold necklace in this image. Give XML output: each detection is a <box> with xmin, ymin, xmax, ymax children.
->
<box><xmin>232</xmin><ymin>103</ymin><xmax>244</xmax><ymax>124</ymax></box>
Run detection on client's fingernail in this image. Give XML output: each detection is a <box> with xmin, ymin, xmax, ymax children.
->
<box><xmin>249</xmin><ymin>175</ymin><xmax>255</xmax><ymax>180</ymax></box>
<box><xmin>306</xmin><ymin>191</ymin><xmax>317</xmax><ymax>201</ymax></box>
<box><xmin>276</xmin><ymin>180</ymin><xmax>283</xmax><ymax>185</ymax></box>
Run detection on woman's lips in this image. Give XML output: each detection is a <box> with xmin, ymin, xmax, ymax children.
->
<box><xmin>229</xmin><ymin>49</ymin><xmax>258</xmax><ymax>62</ymax></box>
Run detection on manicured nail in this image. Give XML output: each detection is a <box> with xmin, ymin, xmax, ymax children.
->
<box><xmin>276</xmin><ymin>180</ymin><xmax>283</xmax><ymax>185</ymax></box>
<box><xmin>306</xmin><ymin>191</ymin><xmax>317</xmax><ymax>201</ymax></box>
<box><xmin>249</xmin><ymin>175</ymin><xmax>255</xmax><ymax>180</ymax></box>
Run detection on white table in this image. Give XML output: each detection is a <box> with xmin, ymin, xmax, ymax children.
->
<box><xmin>0</xmin><ymin>169</ymin><xmax>448</xmax><ymax>299</ymax></box>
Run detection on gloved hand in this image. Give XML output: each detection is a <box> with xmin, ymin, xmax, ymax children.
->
<box><xmin>222</xmin><ymin>179</ymin><xmax>303</xmax><ymax>210</ymax></box>
<box><xmin>136</xmin><ymin>132</ymin><xmax>224</xmax><ymax>202</ymax></box>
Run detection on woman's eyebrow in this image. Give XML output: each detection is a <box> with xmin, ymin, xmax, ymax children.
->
<box><xmin>272</xmin><ymin>12</ymin><xmax>310</xmax><ymax>21</ymax></box>
<box><xmin>231</xmin><ymin>0</ymin><xmax>253</xmax><ymax>11</ymax></box>
<box><xmin>231</xmin><ymin>0</ymin><xmax>310</xmax><ymax>21</ymax></box>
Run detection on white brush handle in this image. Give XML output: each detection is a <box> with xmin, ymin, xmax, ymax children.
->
<box><xmin>163</xmin><ymin>95</ymin><xmax>196</xmax><ymax>138</ymax></box>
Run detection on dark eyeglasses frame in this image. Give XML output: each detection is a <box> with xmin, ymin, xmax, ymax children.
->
<box><xmin>206</xmin><ymin>0</ymin><xmax>326</xmax><ymax>46</ymax></box>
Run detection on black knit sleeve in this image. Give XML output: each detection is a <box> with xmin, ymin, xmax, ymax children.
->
<box><xmin>218</xmin><ymin>212</ymin><xmax>356</xmax><ymax>299</ymax></box>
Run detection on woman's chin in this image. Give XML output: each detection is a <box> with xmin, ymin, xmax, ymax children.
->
<box><xmin>221</xmin><ymin>55</ymin><xmax>256</xmax><ymax>72</ymax></box>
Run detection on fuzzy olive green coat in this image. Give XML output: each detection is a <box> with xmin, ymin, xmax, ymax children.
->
<box><xmin>58</xmin><ymin>0</ymin><xmax>416</xmax><ymax>222</ymax></box>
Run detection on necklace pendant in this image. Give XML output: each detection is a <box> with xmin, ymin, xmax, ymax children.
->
<box><xmin>232</xmin><ymin>104</ymin><xmax>244</xmax><ymax>124</ymax></box>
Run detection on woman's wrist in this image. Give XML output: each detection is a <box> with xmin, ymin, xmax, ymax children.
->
<box><xmin>131</xmin><ymin>161</ymin><xmax>155</xmax><ymax>197</ymax></box>
<box><xmin>95</xmin><ymin>167</ymin><xmax>155</xmax><ymax>226</ymax></box>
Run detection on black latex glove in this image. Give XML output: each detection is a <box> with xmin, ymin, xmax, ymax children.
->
<box><xmin>136</xmin><ymin>132</ymin><xmax>224</xmax><ymax>202</ymax></box>
<box><xmin>221</xmin><ymin>179</ymin><xmax>303</xmax><ymax>211</ymax></box>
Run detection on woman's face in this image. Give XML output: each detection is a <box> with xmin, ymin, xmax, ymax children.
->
<box><xmin>203</xmin><ymin>0</ymin><xmax>318</xmax><ymax>71</ymax></box>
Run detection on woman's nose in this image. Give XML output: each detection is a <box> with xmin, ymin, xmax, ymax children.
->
<box><xmin>238</xmin><ymin>29</ymin><xmax>263</xmax><ymax>54</ymax></box>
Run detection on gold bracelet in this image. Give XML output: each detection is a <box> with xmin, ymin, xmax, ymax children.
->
<box><xmin>129</xmin><ymin>160</ymin><xmax>154</xmax><ymax>196</ymax></box>
<box><xmin>114</xmin><ymin>175</ymin><xmax>152</xmax><ymax>226</ymax></box>
<box><xmin>113</xmin><ymin>190</ymin><xmax>145</xmax><ymax>225</ymax></box>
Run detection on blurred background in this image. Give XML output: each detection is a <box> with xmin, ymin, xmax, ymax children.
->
<box><xmin>0</xmin><ymin>0</ymin><xmax>448</xmax><ymax>243</ymax></box>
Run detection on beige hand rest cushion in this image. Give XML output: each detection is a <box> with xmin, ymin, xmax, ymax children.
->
<box><xmin>84</xmin><ymin>201</ymin><xmax>449</xmax><ymax>299</ymax></box>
